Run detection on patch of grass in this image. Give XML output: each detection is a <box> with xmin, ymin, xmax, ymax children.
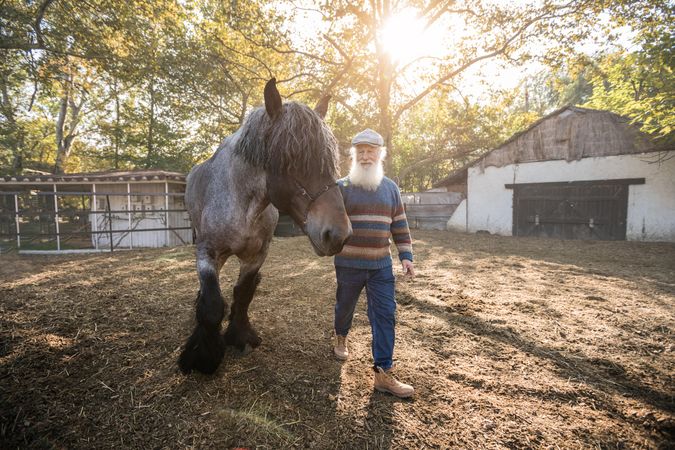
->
<box><xmin>215</xmin><ymin>405</ymin><xmax>299</xmax><ymax>447</ymax></box>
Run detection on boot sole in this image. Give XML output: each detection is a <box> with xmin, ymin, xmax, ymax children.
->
<box><xmin>333</xmin><ymin>351</ymin><xmax>348</xmax><ymax>361</ymax></box>
<box><xmin>375</xmin><ymin>386</ymin><xmax>414</xmax><ymax>398</ymax></box>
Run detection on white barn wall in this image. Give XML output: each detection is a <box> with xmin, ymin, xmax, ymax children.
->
<box><xmin>467</xmin><ymin>165</ymin><xmax>514</xmax><ymax>236</ymax></box>
<box><xmin>446</xmin><ymin>199</ymin><xmax>467</xmax><ymax>232</ymax></box>
<box><xmin>467</xmin><ymin>152</ymin><xmax>675</xmax><ymax>241</ymax></box>
<box><xmin>626</xmin><ymin>157</ymin><xmax>675</xmax><ymax>241</ymax></box>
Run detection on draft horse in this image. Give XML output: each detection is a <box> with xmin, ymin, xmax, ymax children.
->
<box><xmin>179</xmin><ymin>79</ymin><xmax>352</xmax><ymax>374</ymax></box>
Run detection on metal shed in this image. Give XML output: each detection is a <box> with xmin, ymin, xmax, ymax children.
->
<box><xmin>0</xmin><ymin>170</ymin><xmax>192</xmax><ymax>253</ymax></box>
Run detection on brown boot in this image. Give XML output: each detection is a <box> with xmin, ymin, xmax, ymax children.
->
<box><xmin>373</xmin><ymin>366</ymin><xmax>414</xmax><ymax>398</ymax></box>
<box><xmin>333</xmin><ymin>333</ymin><xmax>348</xmax><ymax>360</ymax></box>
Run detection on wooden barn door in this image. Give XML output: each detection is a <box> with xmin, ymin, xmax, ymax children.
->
<box><xmin>510</xmin><ymin>179</ymin><xmax>643</xmax><ymax>240</ymax></box>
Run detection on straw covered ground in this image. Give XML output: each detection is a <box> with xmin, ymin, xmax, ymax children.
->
<box><xmin>1</xmin><ymin>230</ymin><xmax>673</xmax><ymax>449</ymax></box>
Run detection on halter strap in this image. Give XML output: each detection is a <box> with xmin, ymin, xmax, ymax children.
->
<box><xmin>289</xmin><ymin>180</ymin><xmax>338</xmax><ymax>229</ymax></box>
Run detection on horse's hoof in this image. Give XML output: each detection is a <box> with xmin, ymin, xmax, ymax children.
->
<box><xmin>247</xmin><ymin>333</ymin><xmax>262</xmax><ymax>348</ymax></box>
<box><xmin>223</xmin><ymin>323</ymin><xmax>261</xmax><ymax>352</ymax></box>
<box><xmin>241</xmin><ymin>343</ymin><xmax>254</xmax><ymax>355</ymax></box>
<box><xmin>178</xmin><ymin>325</ymin><xmax>225</xmax><ymax>375</ymax></box>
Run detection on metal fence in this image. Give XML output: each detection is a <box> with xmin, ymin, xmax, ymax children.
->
<box><xmin>0</xmin><ymin>190</ymin><xmax>192</xmax><ymax>254</ymax></box>
<box><xmin>401</xmin><ymin>192</ymin><xmax>464</xmax><ymax>230</ymax></box>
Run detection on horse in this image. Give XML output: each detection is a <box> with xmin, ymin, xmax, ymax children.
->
<box><xmin>178</xmin><ymin>78</ymin><xmax>352</xmax><ymax>374</ymax></box>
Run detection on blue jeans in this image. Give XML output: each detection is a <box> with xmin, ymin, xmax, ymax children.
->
<box><xmin>334</xmin><ymin>265</ymin><xmax>396</xmax><ymax>370</ymax></box>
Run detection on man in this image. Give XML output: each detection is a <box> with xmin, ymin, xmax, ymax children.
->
<box><xmin>333</xmin><ymin>128</ymin><xmax>416</xmax><ymax>398</ymax></box>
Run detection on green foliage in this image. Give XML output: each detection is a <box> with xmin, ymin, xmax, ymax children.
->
<box><xmin>1</xmin><ymin>0</ymin><xmax>300</xmax><ymax>175</ymax></box>
<box><xmin>392</xmin><ymin>87</ymin><xmax>542</xmax><ymax>191</ymax></box>
<box><xmin>583</xmin><ymin>32</ymin><xmax>674</xmax><ymax>142</ymax></box>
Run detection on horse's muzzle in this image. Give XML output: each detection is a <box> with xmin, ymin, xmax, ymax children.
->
<box><xmin>320</xmin><ymin>223</ymin><xmax>352</xmax><ymax>255</ymax></box>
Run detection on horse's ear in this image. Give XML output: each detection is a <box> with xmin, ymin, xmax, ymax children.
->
<box><xmin>264</xmin><ymin>78</ymin><xmax>282</xmax><ymax>118</ymax></box>
<box><xmin>314</xmin><ymin>94</ymin><xmax>331</xmax><ymax>119</ymax></box>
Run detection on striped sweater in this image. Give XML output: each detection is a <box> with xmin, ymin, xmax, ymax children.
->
<box><xmin>334</xmin><ymin>176</ymin><xmax>413</xmax><ymax>269</ymax></box>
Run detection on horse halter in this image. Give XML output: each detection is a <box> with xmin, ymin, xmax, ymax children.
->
<box><xmin>288</xmin><ymin>180</ymin><xmax>338</xmax><ymax>230</ymax></box>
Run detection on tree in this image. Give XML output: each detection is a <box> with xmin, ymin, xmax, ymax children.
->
<box><xmin>49</xmin><ymin>58</ymin><xmax>91</xmax><ymax>174</ymax></box>
<box><xmin>0</xmin><ymin>50</ymin><xmax>30</xmax><ymax>173</ymax></box>
<box><xmin>392</xmin><ymin>86</ymin><xmax>541</xmax><ymax>190</ymax></box>
<box><xmin>286</xmin><ymin>1</ymin><xmax>606</xmax><ymax>171</ymax></box>
<box><xmin>0</xmin><ymin>0</ymin><xmax>303</xmax><ymax>174</ymax></box>
<box><xmin>583</xmin><ymin>32</ymin><xmax>674</xmax><ymax>142</ymax></box>
<box><xmin>280</xmin><ymin>0</ymin><xmax>672</xmax><ymax>180</ymax></box>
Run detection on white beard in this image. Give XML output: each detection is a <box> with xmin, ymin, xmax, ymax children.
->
<box><xmin>348</xmin><ymin>159</ymin><xmax>384</xmax><ymax>191</ymax></box>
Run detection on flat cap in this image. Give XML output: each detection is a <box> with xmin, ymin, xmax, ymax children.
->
<box><xmin>351</xmin><ymin>128</ymin><xmax>384</xmax><ymax>147</ymax></box>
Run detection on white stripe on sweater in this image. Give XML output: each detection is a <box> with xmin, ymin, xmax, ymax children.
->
<box><xmin>349</xmin><ymin>214</ymin><xmax>392</xmax><ymax>223</ymax></box>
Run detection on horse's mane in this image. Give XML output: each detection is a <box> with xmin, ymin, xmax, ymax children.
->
<box><xmin>234</xmin><ymin>102</ymin><xmax>339</xmax><ymax>177</ymax></box>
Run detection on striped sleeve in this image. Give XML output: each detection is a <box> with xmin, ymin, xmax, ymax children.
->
<box><xmin>391</xmin><ymin>186</ymin><xmax>413</xmax><ymax>262</ymax></box>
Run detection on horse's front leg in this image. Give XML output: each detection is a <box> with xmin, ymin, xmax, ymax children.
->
<box><xmin>178</xmin><ymin>244</ymin><xmax>229</xmax><ymax>374</ymax></box>
<box><xmin>223</xmin><ymin>253</ymin><xmax>268</xmax><ymax>352</ymax></box>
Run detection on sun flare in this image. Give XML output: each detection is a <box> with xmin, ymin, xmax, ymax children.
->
<box><xmin>380</xmin><ymin>9</ymin><xmax>442</xmax><ymax>63</ymax></box>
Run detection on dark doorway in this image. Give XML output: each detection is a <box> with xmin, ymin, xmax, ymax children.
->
<box><xmin>508</xmin><ymin>179</ymin><xmax>644</xmax><ymax>240</ymax></box>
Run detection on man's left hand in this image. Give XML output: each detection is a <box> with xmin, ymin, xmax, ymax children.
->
<box><xmin>401</xmin><ymin>259</ymin><xmax>415</xmax><ymax>277</ymax></box>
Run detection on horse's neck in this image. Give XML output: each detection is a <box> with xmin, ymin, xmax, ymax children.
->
<box><xmin>225</xmin><ymin>151</ymin><xmax>270</xmax><ymax>223</ymax></box>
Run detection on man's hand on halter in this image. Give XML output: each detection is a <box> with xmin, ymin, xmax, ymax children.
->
<box><xmin>401</xmin><ymin>259</ymin><xmax>415</xmax><ymax>277</ymax></box>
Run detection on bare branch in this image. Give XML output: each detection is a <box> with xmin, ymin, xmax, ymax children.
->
<box><xmin>322</xmin><ymin>56</ymin><xmax>354</xmax><ymax>95</ymax></box>
<box><xmin>323</xmin><ymin>34</ymin><xmax>351</xmax><ymax>61</ymax></box>
<box><xmin>0</xmin><ymin>41</ymin><xmax>105</xmax><ymax>59</ymax></box>
<box><xmin>393</xmin><ymin>8</ymin><xmax>558</xmax><ymax>122</ymax></box>
<box><xmin>395</xmin><ymin>55</ymin><xmax>444</xmax><ymax>78</ymax></box>
<box><xmin>34</xmin><ymin>0</ymin><xmax>57</xmax><ymax>48</ymax></box>
<box><xmin>277</xmin><ymin>73</ymin><xmax>323</xmax><ymax>84</ymax></box>
<box><xmin>398</xmin><ymin>145</ymin><xmax>481</xmax><ymax>180</ymax></box>
<box><xmin>288</xmin><ymin>0</ymin><xmax>328</xmax><ymax>19</ymax></box>
<box><xmin>181</xmin><ymin>77</ymin><xmax>243</xmax><ymax>123</ymax></box>
<box><xmin>286</xmin><ymin>88</ymin><xmax>320</xmax><ymax>99</ymax></box>
<box><xmin>24</xmin><ymin>51</ymin><xmax>40</xmax><ymax>111</ymax></box>
<box><xmin>334</xmin><ymin>97</ymin><xmax>361</xmax><ymax>121</ymax></box>
<box><xmin>231</xmin><ymin>24</ymin><xmax>342</xmax><ymax>66</ymax></box>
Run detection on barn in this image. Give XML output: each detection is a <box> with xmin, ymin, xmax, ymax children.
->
<box><xmin>435</xmin><ymin>106</ymin><xmax>675</xmax><ymax>241</ymax></box>
<box><xmin>0</xmin><ymin>169</ymin><xmax>192</xmax><ymax>253</ymax></box>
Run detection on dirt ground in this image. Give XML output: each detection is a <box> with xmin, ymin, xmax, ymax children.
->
<box><xmin>1</xmin><ymin>230</ymin><xmax>673</xmax><ymax>449</ymax></box>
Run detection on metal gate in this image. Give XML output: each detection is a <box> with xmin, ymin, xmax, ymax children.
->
<box><xmin>509</xmin><ymin>179</ymin><xmax>644</xmax><ymax>240</ymax></box>
<box><xmin>0</xmin><ymin>190</ymin><xmax>192</xmax><ymax>253</ymax></box>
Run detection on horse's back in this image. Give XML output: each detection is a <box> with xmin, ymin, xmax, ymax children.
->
<box><xmin>185</xmin><ymin>136</ymin><xmax>235</xmax><ymax>228</ymax></box>
<box><xmin>185</xmin><ymin>132</ymin><xmax>273</xmax><ymax>247</ymax></box>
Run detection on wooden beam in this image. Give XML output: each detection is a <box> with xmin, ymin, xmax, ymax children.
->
<box><xmin>505</xmin><ymin>178</ymin><xmax>646</xmax><ymax>189</ymax></box>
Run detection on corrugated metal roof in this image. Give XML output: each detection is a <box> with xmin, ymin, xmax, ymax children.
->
<box><xmin>0</xmin><ymin>169</ymin><xmax>186</xmax><ymax>184</ymax></box>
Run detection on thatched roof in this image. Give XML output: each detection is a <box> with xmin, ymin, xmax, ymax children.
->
<box><xmin>475</xmin><ymin>106</ymin><xmax>669</xmax><ymax>171</ymax></box>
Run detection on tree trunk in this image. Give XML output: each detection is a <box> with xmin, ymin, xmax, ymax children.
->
<box><xmin>114</xmin><ymin>77</ymin><xmax>121</xmax><ymax>169</ymax></box>
<box><xmin>1</xmin><ymin>69</ymin><xmax>25</xmax><ymax>175</ymax></box>
<box><xmin>53</xmin><ymin>67</ymin><xmax>84</xmax><ymax>174</ymax></box>
<box><xmin>53</xmin><ymin>78</ymin><xmax>71</xmax><ymax>174</ymax></box>
<box><xmin>145</xmin><ymin>77</ymin><xmax>155</xmax><ymax>168</ymax></box>
<box><xmin>373</xmin><ymin>0</ymin><xmax>396</xmax><ymax>178</ymax></box>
